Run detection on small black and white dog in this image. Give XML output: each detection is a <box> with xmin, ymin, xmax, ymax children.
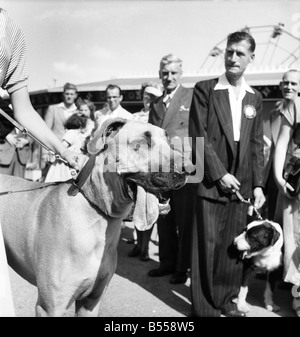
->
<box><xmin>233</xmin><ymin>220</ymin><xmax>283</xmax><ymax>313</ymax></box>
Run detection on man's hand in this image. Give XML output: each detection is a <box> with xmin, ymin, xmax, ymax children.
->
<box><xmin>218</xmin><ymin>173</ymin><xmax>241</xmax><ymax>193</ymax></box>
<box><xmin>41</xmin><ymin>153</ymin><xmax>54</xmax><ymax>169</ymax></box>
<box><xmin>253</xmin><ymin>187</ymin><xmax>266</xmax><ymax>209</ymax></box>
<box><xmin>15</xmin><ymin>137</ymin><xmax>29</xmax><ymax>149</ymax></box>
<box><xmin>247</xmin><ymin>187</ymin><xmax>266</xmax><ymax>216</ymax></box>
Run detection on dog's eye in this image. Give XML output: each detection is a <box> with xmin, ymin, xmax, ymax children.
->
<box><xmin>134</xmin><ymin>143</ymin><xmax>141</xmax><ymax>151</ymax></box>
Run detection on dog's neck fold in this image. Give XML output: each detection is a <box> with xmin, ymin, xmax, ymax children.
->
<box><xmin>79</xmin><ymin>153</ymin><xmax>133</xmax><ymax>218</ymax></box>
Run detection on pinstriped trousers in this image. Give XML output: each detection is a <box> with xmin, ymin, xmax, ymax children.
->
<box><xmin>190</xmin><ymin>197</ymin><xmax>248</xmax><ymax>317</ymax></box>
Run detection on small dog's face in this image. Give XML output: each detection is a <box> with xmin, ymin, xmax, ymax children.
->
<box><xmin>234</xmin><ymin>221</ymin><xmax>280</xmax><ymax>257</ymax></box>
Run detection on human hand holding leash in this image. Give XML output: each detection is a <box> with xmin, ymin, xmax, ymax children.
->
<box><xmin>218</xmin><ymin>173</ymin><xmax>241</xmax><ymax>193</ymax></box>
<box><xmin>247</xmin><ymin>187</ymin><xmax>266</xmax><ymax>217</ymax></box>
<box><xmin>61</xmin><ymin>150</ymin><xmax>86</xmax><ymax>178</ymax></box>
<box><xmin>41</xmin><ymin>149</ymin><xmax>85</xmax><ymax>178</ymax></box>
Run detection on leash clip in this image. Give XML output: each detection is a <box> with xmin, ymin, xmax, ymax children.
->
<box><xmin>235</xmin><ymin>190</ymin><xmax>263</xmax><ymax>220</ymax></box>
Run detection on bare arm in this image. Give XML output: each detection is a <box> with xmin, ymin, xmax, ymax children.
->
<box><xmin>273</xmin><ymin>118</ymin><xmax>294</xmax><ymax>196</ymax></box>
<box><xmin>10</xmin><ymin>86</ymin><xmax>82</xmax><ymax>171</ymax></box>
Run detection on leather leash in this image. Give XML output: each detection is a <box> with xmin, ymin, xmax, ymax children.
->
<box><xmin>0</xmin><ymin>107</ymin><xmax>68</xmax><ymax>165</ymax></box>
<box><xmin>68</xmin><ymin>145</ymin><xmax>107</xmax><ymax>196</ymax></box>
<box><xmin>0</xmin><ymin>181</ymin><xmax>65</xmax><ymax>196</ymax></box>
<box><xmin>235</xmin><ymin>190</ymin><xmax>263</xmax><ymax>220</ymax></box>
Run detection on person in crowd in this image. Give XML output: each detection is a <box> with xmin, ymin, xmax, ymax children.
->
<box><xmin>41</xmin><ymin>82</ymin><xmax>79</xmax><ymax>175</ymax></box>
<box><xmin>189</xmin><ymin>31</ymin><xmax>265</xmax><ymax>317</ymax></box>
<box><xmin>273</xmin><ymin>69</ymin><xmax>300</xmax><ymax>317</ymax></box>
<box><xmin>127</xmin><ymin>81</ymin><xmax>162</xmax><ymax>261</ymax></box>
<box><xmin>262</xmin><ymin>79</ymin><xmax>286</xmax><ymax>222</ymax></box>
<box><xmin>132</xmin><ymin>81</ymin><xmax>162</xmax><ymax>122</ymax></box>
<box><xmin>94</xmin><ymin>84</ymin><xmax>133</xmax><ymax>129</ymax></box>
<box><xmin>0</xmin><ymin>127</ymin><xmax>32</xmax><ymax>178</ymax></box>
<box><xmin>43</xmin><ymin>82</ymin><xmax>78</xmax><ymax>141</ymax></box>
<box><xmin>77</xmin><ymin>99</ymin><xmax>96</xmax><ymax>136</ymax></box>
<box><xmin>45</xmin><ymin>100</ymin><xmax>96</xmax><ymax>182</ymax></box>
<box><xmin>0</xmin><ymin>7</ymin><xmax>82</xmax><ymax>317</ymax></box>
<box><xmin>147</xmin><ymin>54</ymin><xmax>197</xmax><ymax>284</ymax></box>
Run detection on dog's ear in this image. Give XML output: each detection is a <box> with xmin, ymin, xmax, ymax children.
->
<box><xmin>87</xmin><ymin>118</ymin><xmax>128</xmax><ymax>154</ymax></box>
<box><xmin>270</xmin><ymin>227</ymin><xmax>280</xmax><ymax>246</ymax></box>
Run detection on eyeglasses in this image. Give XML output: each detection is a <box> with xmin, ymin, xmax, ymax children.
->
<box><xmin>107</xmin><ymin>96</ymin><xmax>121</xmax><ymax>99</ymax></box>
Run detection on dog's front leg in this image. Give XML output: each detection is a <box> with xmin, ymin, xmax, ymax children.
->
<box><xmin>75</xmin><ymin>296</ymin><xmax>102</xmax><ymax>317</ymax></box>
<box><xmin>235</xmin><ymin>260</ymin><xmax>256</xmax><ymax>313</ymax></box>
<box><xmin>35</xmin><ymin>293</ymin><xmax>69</xmax><ymax>317</ymax></box>
<box><xmin>264</xmin><ymin>269</ymin><xmax>281</xmax><ymax>312</ymax></box>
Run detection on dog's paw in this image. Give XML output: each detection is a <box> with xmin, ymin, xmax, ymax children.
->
<box><xmin>237</xmin><ymin>301</ymin><xmax>251</xmax><ymax>313</ymax></box>
<box><xmin>265</xmin><ymin>303</ymin><xmax>280</xmax><ymax>312</ymax></box>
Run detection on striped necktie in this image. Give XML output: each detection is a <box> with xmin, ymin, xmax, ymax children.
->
<box><xmin>163</xmin><ymin>95</ymin><xmax>171</xmax><ymax>109</ymax></box>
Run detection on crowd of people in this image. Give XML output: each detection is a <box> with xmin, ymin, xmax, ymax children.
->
<box><xmin>0</xmin><ymin>7</ymin><xmax>300</xmax><ymax>318</ymax></box>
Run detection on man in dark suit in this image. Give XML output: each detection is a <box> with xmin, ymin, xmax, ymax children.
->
<box><xmin>189</xmin><ymin>31</ymin><xmax>266</xmax><ymax>317</ymax></box>
<box><xmin>148</xmin><ymin>53</ymin><xmax>197</xmax><ymax>284</ymax></box>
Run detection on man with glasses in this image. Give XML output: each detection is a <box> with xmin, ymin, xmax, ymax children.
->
<box><xmin>95</xmin><ymin>84</ymin><xmax>132</xmax><ymax>129</ymax></box>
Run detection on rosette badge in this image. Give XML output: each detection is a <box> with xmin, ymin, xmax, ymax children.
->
<box><xmin>243</xmin><ymin>105</ymin><xmax>256</xmax><ymax>119</ymax></box>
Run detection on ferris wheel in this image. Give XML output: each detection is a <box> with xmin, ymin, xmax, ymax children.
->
<box><xmin>200</xmin><ymin>24</ymin><xmax>300</xmax><ymax>72</ymax></box>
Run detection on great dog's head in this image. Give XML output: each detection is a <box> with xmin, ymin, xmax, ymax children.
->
<box><xmin>85</xmin><ymin>118</ymin><xmax>191</xmax><ymax>229</ymax></box>
<box><xmin>233</xmin><ymin>220</ymin><xmax>283</xmax><ymax>259</ymax></box>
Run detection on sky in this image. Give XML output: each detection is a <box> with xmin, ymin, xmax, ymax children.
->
<box><xmin>1</xmin><ymin>0</ymin><xmax>300</xmax><ymax>92</ymax></box>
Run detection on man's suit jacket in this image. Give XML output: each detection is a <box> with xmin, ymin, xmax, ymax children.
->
<box><xmin>0</xmin><ymin>130</ymin><xmax>31</xmax><ymax>166</ymax></box>
<box><xmin>149</xmin><ymin>85</ymin><xmax>193</xmax><ymax>158</ymax></box>
<box><xmin>189</xmin><ymin>78</ymin><xmax>264</xmax><ymax>202</ymax></box>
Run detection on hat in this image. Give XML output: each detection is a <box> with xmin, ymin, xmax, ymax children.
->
<box><xmin>144</xmin><ymin>86</ymin><xmax>162</xmax><ymax>97</ymax></box>
<box><xmin>63</xmin><ymin>82</ymin><xmax>77</xmax><ymax>92</ymax></box>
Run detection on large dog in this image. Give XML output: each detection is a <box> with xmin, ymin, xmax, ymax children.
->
<box><xmin>0</xmin><ymin>118</ymin><xmax>189</xmax><ymax>317</ymax></box>
<box><xmin>233</xmin><ymin>220</ymin><xmax>283</xmax><ymax>314</ymax></box>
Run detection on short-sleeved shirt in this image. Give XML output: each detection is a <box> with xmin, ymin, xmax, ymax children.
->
<box><xmin>0</xmin><ymin>8</ymin><xmax>28</xmax><ymax>93</ymax></box>
<box><xmin>63</xmin><ymin>129</ymin><xmax>87</xmax><ymax>154</ymax></box>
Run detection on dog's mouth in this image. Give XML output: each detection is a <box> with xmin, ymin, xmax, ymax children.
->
<box><xmin>125</xmin><ymin>171</ymin><xmax>186</xmax><ymax>195</ymax></box>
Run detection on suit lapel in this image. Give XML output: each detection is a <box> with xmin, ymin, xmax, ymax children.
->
<box><xmin>161</xmin><ymin>86</ymin><xmax>183</xmax><ymax>129</ymax></box>
<box><xmin>153</xmin><ymin>98</ymin><xmax>165</xmax><ymax>127</ymax></box>
<box><xmin>214</xmin><ymin>90</ymin><xmax>235</xmax><ymax>154</ymax></box>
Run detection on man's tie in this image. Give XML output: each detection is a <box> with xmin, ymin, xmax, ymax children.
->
<box><xmin>163</xmin><ymin>95</ymin><xmax>171</xmax><ymax>110</ymax></box>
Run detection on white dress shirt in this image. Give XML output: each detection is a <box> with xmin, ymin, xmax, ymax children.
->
<box><xmin>95</xmin><ymin>105</ymin><xmax>133</xmax><ymax>129</ymax></box>
<box><xmin>163</xmin><ymin>85</ymin><xmax>180</xmax><ymax>109</ymax></box>
<box><xmin>214</xmin><ymin>73</ymin><xmax>254</xmax><ymax>141</ymax></box>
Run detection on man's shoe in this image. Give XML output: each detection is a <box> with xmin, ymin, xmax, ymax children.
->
<box><xmin>148</xmin><ymin>266</ymin><xmax>175</xmax><ymax>277</ymax></box>
<box><xmin>169</xmin><ymin>272</ymin><xmax>188</xmax><ymax>284</ymax></box>
<box><xmin>221</xmin><ymin>309</ymin><xmax>246</xmax><ymax>317</ymax></box>
<box><xmin>128</xmin><ymin>246</ymin><xmax>140</xmax><ymax>257</ymax></box>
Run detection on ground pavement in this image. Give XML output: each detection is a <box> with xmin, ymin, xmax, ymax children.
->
<box><xmin>8</xmin><ymin>221</ymin><xmax>298</xmax><ymax>318</ymax></box>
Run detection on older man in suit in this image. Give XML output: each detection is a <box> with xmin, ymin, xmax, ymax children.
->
<box><xmin>189</xmin><ymin>31</ymin><xmax>266</xmax><ymax>317</ymax></box>
<box><xmin>148</xmin><ymin>54</ymin><xmax>197</xmax><ymax>284</ymax></box>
